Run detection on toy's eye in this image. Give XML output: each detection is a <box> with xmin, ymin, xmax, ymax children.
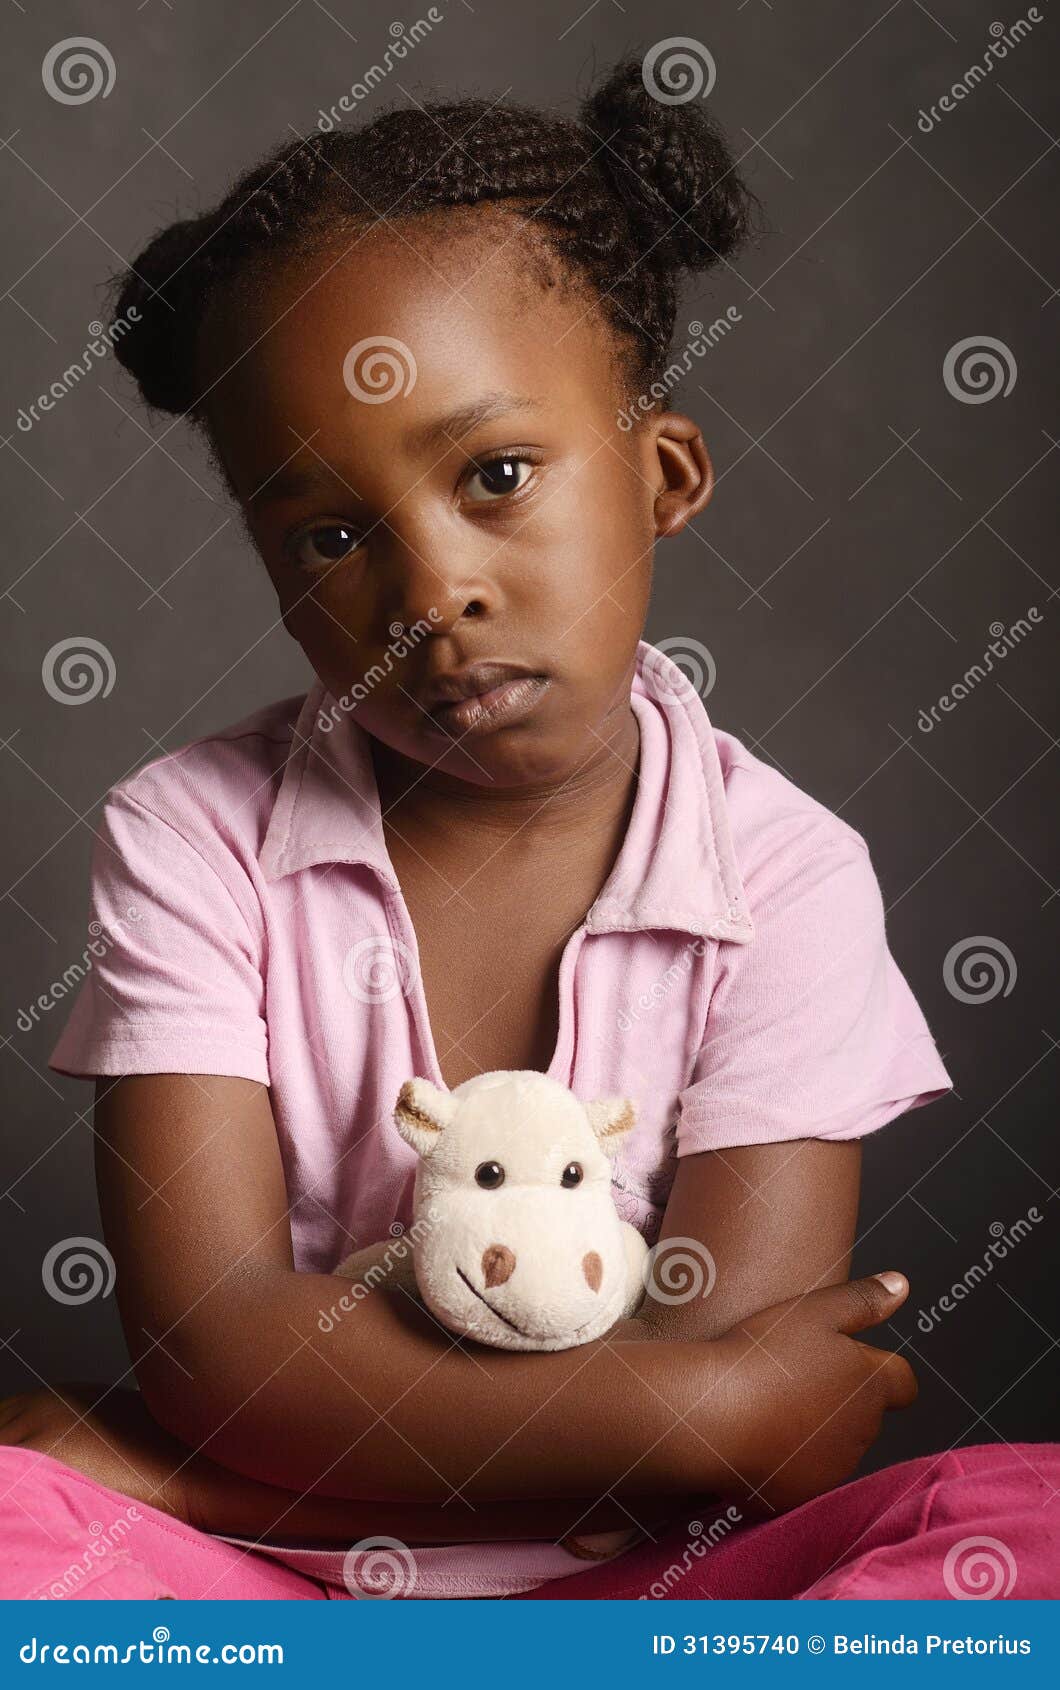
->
<box><xmin>475</xmin><ymin>1161</ymin><xmax>505</xmax><ymax>1189</ymax></box>
<box><xmin>561</xmin><ymin>1162</ymin><xmax>583</xmax><ymax>1188</ymax></box>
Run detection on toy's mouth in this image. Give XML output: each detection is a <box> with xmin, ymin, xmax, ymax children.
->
<box><xmin>454</xmin><ymin>1266</ymin><xmax>601</xmax><ymax>1343</ymax></box>
<box><xmin>456</xmin><ymin>1268</ymin><xmax>530</xmax><ymax>1336</ymax></box>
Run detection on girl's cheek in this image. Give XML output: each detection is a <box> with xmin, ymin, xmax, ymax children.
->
<box><xmin>269</xmin><ymin>566</ymin><xmax>312</xmax><ymax>626</ymax></box>
<box><xmin>267</xmin><ymin>558</ymin><xmax>365</xmax><ymax>632</ymax></box>
<box><xmin>268</xmin><ymin>572</ymin><xmax>337</xmax><ymax>648</ymax></box>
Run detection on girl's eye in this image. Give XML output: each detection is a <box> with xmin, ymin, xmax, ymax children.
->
<box><xmin>475</xmin><ymin>1161</ymin><xmax>505</xmax><ymax>1190</ymax></box>
<box><xmin>464</xmin><ymin>456</ymin><xmax>533</xmax><ymax>503</ymax></box>
<box><xmin>292</xmin><ymin>523</ymin><xmax>362</xmax><ymax>570</ymax></box>
<box><xmin>561</xmin><ymin>1162</ymin><xmax>583</xmax><ymax>1189</ymax></box>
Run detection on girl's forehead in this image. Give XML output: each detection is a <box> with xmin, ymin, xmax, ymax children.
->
<box><xmin>226</xmin><ymin>218</ymin><xmax>603</xmax><ymax>379</ymax></box>
<box><xmin>201</xmin><ymin>223</ymin><xmax>621</xmax><ymax>480</ymax></box>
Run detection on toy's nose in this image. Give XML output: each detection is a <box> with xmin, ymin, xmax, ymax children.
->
<box><xmin>582</xmin><ymin>1251</ymin><xmax>603</xmax><ymax>1292</ymax></box>
<box><xmin>482</xmin><ymin>1244</ymin><xmax>516</xmax><ymax>1287</ymax></box>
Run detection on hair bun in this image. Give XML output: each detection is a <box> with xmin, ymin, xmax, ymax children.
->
<box><xmin>110</xmin><ymin>217</ymin><xmax>216</xmax><ymax>416</ymax></box>
<box><xmin>579</xmin><ymin>54</ymin><xmax>758</xmax><ymax>275</ymax></box>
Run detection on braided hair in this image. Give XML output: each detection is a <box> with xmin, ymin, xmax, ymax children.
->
<box><xmin>110</xmin><ymin>57</ymin><xmax>760</xmax><ymax>423</ymax></box>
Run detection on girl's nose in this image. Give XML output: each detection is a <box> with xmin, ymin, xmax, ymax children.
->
<box><xmin>384</xmin><ymin>530</ymin><xmax>501</xmax><ymax>637</ymax></box>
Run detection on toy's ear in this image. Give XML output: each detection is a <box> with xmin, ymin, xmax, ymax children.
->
<box><xmin>584</xmin><ymin>1096</ymin><xmax>636</xmax><ymax>1157</ymax></box>
<box><xmin>394</xmin><ymin>1078</ymin><xmax>457</xmax><ymax>1159</ymax></box>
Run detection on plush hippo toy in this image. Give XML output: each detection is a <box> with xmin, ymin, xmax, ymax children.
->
<box><xmin>335</xmin><ymin>1069</ymin><xmax>648</xmax><ymax>1351</ymax></box>
<box><xmin>334</xmin><ymin>1070</ymin><xmax>651</xmax><ymax>1560</ymax></box>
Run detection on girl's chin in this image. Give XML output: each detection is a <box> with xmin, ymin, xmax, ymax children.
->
<box><xmin>426</xmin><ymin>736</ymin><xmax>573</xmax><ymax>788</ymax></box>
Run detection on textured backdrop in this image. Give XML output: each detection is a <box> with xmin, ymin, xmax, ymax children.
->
<box><xmin>2</xmin><ymin>0</ymin><xmax>1057</xmax><ymax>1477</ymax></box>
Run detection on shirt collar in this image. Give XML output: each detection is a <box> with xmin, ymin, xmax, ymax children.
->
<box><xmin>259</xmin><ymin>639</ymin><xmax>754</xmax><ymax>944</ymax></box>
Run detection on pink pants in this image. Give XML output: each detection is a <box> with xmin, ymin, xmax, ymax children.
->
<box><xmin>2</xmin><ymin>1443</ymin><xmax>1057</xmax><ymax>1601</ymax></box>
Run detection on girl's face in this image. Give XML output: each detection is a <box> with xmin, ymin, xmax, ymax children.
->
<box><xmin>201</xmin><ymin>214</ymin><xmax>711</xmax><ymax>791</ymax></box>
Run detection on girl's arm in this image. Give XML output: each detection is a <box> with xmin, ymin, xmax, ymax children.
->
<box><xmin>618</xmin><ymin>1139</ymin><xmax>863</xmax><ymax>1344</ymax></box>
<box><xmin>0</xmin><ymin>1386</ymin><xmax>660</xmax><ymax>1544</ymax></box>
<box><xmin>89</xmin><ymin>1073</ymin><xmax>912</xmax><ymax>1515</ymax></box>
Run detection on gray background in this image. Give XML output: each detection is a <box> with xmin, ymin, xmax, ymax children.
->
<box><xmin>2</xmin><ymin>0</ymin><xmax>1057</xmax><ymax>1478</ymax></box>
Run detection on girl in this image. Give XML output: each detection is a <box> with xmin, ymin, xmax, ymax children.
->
<box><xmin>3</xmin><ymin>59</ymin><xmax>1055</xmax><ymax>1602</ymax></box>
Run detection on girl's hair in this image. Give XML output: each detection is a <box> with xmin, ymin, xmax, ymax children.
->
<box><xmin>110</xmin><ymin>57</ymin><xmax>760</xmax><ymax>422</ymax></box>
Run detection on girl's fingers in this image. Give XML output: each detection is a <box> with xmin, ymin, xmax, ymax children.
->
<box><xmin>854</xmin><ymin>1340</ymin><xmax>919</xmax><ymax>1409</ymax></box>
<box><xmin>809</xmin><ymin>1272</ymin><xmax>910</xmax><ymax>1336</ymax></box>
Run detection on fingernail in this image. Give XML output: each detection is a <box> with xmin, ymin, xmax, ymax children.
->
<box><xmin>875</xmin><ymin>1271</ymin><xmax>906</xmax><ymax>1294</ymax></box>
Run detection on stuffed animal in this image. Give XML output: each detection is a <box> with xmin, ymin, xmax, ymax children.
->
<box><xmin>334</xmin><ymin>1069</ymin><xmax>648</xmax><ymax>1351</ymax></box>
<box><xmin>334</xmin><ymin>1069</ymin><xmax>650</xmax><ymax>1563</ymax></box>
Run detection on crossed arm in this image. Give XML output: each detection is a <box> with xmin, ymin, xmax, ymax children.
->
<box><xmin>17</xmin><ymin>1070</ymin><xmax>869</xmax><ymax>1539</ymax></box>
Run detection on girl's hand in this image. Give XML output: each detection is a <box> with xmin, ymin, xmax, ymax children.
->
<box><xmin>714</xmin><ymin>1271</ymin><xmax>917</xmax><ymax>1515</ymax></box>
<box><xmin>0</xmin><ymin>1385</ymin><xmax>195</xmax><ymax>1524</ymax></box>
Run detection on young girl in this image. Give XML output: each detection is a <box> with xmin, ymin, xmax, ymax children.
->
<box><xmin>3</xmin><ymin>60</ymin><xmax>1056</xmax><ymax>1602</ymax></box>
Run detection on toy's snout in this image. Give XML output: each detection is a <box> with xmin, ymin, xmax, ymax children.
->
<box><xmin>482</xmin><ymin>1243</ymin><xmax>603</xmax><ymax>1292</ymax></box>
<box><xmin>434</xmin><ymin>1187</ymin><xmax>632</xmax><ymax>1349</ymax></box>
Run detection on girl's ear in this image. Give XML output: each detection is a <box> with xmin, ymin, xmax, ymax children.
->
<box><xmin>584</xmin><ymin>1096</ymin><xmax>637</xmax><ymax>1157</ymax></box>
<box><xmin>394</xmin><ymin>1077</ymin><xmax>456</xmax><ymax>1159</ymax></box>
<box><xmin>649</xmin><ymin>412</ymin><xmax>715</xmax><ymax>539</ymax></box>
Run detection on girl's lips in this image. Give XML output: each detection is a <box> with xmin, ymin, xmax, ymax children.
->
<box><xmin>426</xmin><ymin>674</ymin><xmax>550</xmax><ymax>738</ymax></box>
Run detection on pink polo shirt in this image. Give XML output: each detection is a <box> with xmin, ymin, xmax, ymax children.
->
<box><xmin>48</xmin><ymin>638</ymin><xmax>952</xmax><ymax>1597</ymax></box>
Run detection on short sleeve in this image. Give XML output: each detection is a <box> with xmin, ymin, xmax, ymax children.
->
<box><xmin>676</xmin><ymin>831</ymin><xmax>952</xmax><ymax>1154</ymax></box>
<box><xmin>48</xmin><ymin>786</ymin><xmax>269</xmax><ymax>1084</ymax></box>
